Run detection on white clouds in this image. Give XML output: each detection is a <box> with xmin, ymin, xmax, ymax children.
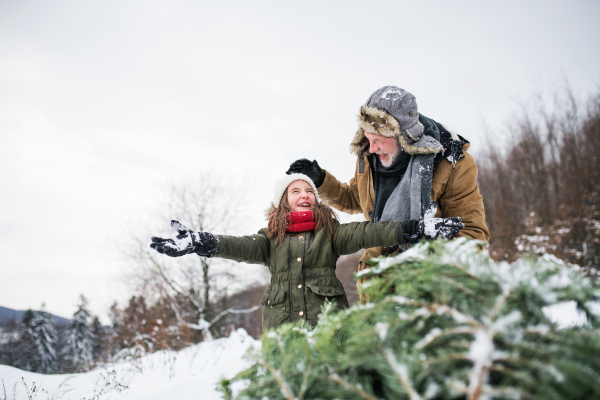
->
<box><xmin>0</xmin><ymin>0</ymin><xmax>599</xmax><ymax>320</ymax></box>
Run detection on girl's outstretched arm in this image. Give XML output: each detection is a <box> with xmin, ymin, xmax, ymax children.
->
<box><xmin>332</xmin><ymin>203</ymin><xmax>464</xmax><ymax>255</ymax></box>
<box><xmin>150</xmin><ymin>221</ymin><xmax>271</xmax><ymax>265</ymax></box>
<box><xmin>332</xmin><ymin>221</ymin><xmax>403</xmax><ymax>256</ymax></box>
<box><xmin>212</xmin><ymin>229</ymin><xmax>271</xmax><ymax>265</ymax></box>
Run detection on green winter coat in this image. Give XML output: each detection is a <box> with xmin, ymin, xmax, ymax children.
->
<box><xmin>214</xmin><ymin>220</ymin><xmax>403</xmax><ymax>330</ymax></box>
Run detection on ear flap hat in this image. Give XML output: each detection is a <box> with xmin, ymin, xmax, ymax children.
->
<box><xmin>350</xmin><ymin>86</ymin><xmax>443</xmax><ymax>158</ymax></box>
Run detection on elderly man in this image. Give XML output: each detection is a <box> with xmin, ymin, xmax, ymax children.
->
<box><xmin>287</xmin><ymin>86</ymin><xmax>489</xmax><ymax>302</ymax></box>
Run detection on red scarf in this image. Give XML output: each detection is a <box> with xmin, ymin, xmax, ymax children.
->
<box><xmin>286</xmin><ymin>211</ymin><xmax>317</xmax><ymax>233</ymax></box>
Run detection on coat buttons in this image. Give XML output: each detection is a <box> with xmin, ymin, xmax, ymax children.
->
<box><xmin>267</xmin><ymin>300</ymin><xmax>270</xmax><ymax>304</ymax></box>
<box><xmin>299</xmin><ymin>235</ymin><xmax>303</xmax><ymax>239</ymax></box>
<box><xmin>325</xmin><ymin>297</ymin><xmax>328</xmax><ymax>301</ymax></box>
<box><xmin>297</xmin><ymin>257</ymin><xmax>302</xmax><ymax>262</ymax></box>
<box><xmin>409</xmin><ymin>111</ymin><xmax>414</xmax><ymax>116</ymax></box>
<box><xmin>298</xmin><ymin>284</ymin><xmax>302</xmax><ymax>289</ymax></box>
<box><xmin>299</xmin><ymin>311</ymin><xmax>304</xmax><ymax>316</ymax></box>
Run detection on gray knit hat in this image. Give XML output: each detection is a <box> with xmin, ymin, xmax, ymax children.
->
<box><xmin>350</xmin><ymin>86</ymin><xmax>442</xmax><ymax>157</ymax></box>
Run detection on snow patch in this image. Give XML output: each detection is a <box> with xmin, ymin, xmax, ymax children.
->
<box><xmin>0</xmin><ymin>328</ymin><xmax>259</xmax><ymax>400</ymax></box>
<box><xmin>543</xmin><ymin>301</ymin><xmax>588</xmax><ymax>328</ymax></box>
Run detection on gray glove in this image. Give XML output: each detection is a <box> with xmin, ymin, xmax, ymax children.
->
<box><xmin>150</xmin><ymin>220</ymin><xmax>217</xmax><ymax>257</ymax></box>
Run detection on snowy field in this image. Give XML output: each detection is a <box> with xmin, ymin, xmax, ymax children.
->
<box><xmin>0</xmin><ymin>329</ymin><xmax>259</xmax><ymax>400</ymax></box>
<box><xmin>0</xmin><ymin>305</ymin><xmax>590</xmax><ymax>400</ymax></box>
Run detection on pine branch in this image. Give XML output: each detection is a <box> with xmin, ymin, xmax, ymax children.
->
<box><xmin>437</xmin><ymin>274</ymin><xmax>486</xmax><ymax>303</ymax></box>
<box><xmin>390</xmin><ymin>296</ymin><xmax>482</xmax><ymax>327</ymax></box>
<box><xmin>297</xmin><ymin>353</ymin><xmax>313</xmax><ymax>400</ymax></box>
<box><xmin>489</xmin><ymin>292</ymin><xmax>509</xmax><ymax>322</ymax></box>
<box><xmin>326</xmin><ymin>370</ymin><xmax>379</xmax><ymax>400</ymax></box>
<box><xmin>248</xmin><ymin>351</ymin><xmax>295</xmax><ymax>400</ymax></box>
<box><xmin>382</xmin><ymin>348</ymin><xmax>421</xmax><ymax>400</ymax></box>
<box><xmin>414</xmin><ymin>326</ymin><xmax>475</xmax><ymax>350</ymax></box>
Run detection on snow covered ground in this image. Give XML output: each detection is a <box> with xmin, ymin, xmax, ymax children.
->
<box><xmin>0</xmin><ymin>328</ymin><xmax>259</xmax><ymax>400</ymax></box>
<box><xmin>0</xmin><ymin>304</ymin><xmax>593</xmax><ymax>400</ymax></box>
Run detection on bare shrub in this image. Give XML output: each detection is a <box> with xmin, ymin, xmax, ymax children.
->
<box><xmin>478</xmin><ymin>86</ymin><xmax>600</xmax><ymax>276</ymax></box>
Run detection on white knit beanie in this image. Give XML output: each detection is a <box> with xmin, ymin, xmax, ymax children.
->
<box><xmin>272</xmin><ymin>173</ymin><xmax>320</xmax><ymax>208</ymax></box>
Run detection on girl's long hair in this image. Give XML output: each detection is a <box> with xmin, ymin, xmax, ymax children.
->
<box><xmin>266</xmin><ymin>194</ymin><xmax>338</xmax><ymax>251</ymax></box>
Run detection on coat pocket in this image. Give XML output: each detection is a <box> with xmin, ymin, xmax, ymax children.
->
<box><xmin>260</xmin><ymin>289</ymin><xmax>290</xmax><ymax>330</ymax></box>
<box><xmin>260</xmin><ymin>290</ymin><xmax>287</xmax><ymax>309</ymax></box>
<box><xmin>305</xmin><ymin>278</ymin><xmax>349</xmax><ymax>321</ymax></box>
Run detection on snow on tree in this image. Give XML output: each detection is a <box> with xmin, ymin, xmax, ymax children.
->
<box><xmin>61</xmin><ymin>295</ymin><xmax>95</xmax><ymax>371</ymax></box>
<box><xmin>30</xmin><ymin>307</ymin><xmax>59</xmax><ymax>374</ymax></box>
<box><xmin>222</xmin><ymin>238</ymin><xmax>600</xmax><ymax>400</ymax></box>
<box><xmin>91</xmin><ymin>315</ymin><xmax>106</xmax><ymax>361</ymax></box>
<box><xmin>15</xmin><ymin>309</ymin><xmax>38</xmax><ymax>371</ymax></box>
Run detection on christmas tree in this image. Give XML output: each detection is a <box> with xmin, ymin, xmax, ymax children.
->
<box><xmin>61</xmin><ymin>295</ymin><xmax>95</xmax><ymax>371</ymax></box>
<box><xmin>16</xmin><ymin>309</ymin><xmax>38</xmax><ymax>371</ymax></box>
<box><xmin>30</xmin><ymin>308</ymin><xmax>59</xmax><ymax>374</ymax></box>
<box><xmin>222</xmin><ymin>238</ymin><xmax>600</xmax><ymax>400</ymax></box>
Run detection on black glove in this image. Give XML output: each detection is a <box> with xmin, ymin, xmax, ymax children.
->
<box><xmin>150</xmin><ymin>220</ymin><xmax>218</xmax><ymax>257</ymax></box>
<box><xmin>401</xmin><ymin>219</ymin><xmax>422</xmax><ymax>244</ymax></box>
<box><xmin>421</xmin><ymin>202</ymin><xmax>464</xmax><ymax>240</ymax></box>
<box><xmin>400</xmin><ymin>202</ymin><xmax>465</xmax><ymax>244</ymax></box>
<box><xmin>286</xmin><ymin>158</ymin><xmax>325</xmax><ymax>187</ymax></box>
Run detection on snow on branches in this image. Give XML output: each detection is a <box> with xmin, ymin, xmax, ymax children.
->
<box><xmin>223</xmin><ymin>238</ymin><xmax>600</xmax><ymax>400</ymax></box>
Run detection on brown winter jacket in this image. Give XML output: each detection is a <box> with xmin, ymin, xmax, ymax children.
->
<box><xmin>318</xmin><ymin>143</ymin><xmax>489</xmax><ymax>301</ymax></box>
<box><xmin>319</xmin><ymin>143</ymin><xmax>488</xmax><ymax>240</ymax></box>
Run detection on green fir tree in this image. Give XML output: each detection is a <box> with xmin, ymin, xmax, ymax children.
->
<box><xmin>222</xmin><ymin>238</ymin><xmax>600</xmax><ymax>400</ymax></box>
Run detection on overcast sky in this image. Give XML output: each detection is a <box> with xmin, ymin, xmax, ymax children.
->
<box><xmin>1</xmin><ymin>0</ymin><xmax>599</xmax><ymax>321</ymax></box>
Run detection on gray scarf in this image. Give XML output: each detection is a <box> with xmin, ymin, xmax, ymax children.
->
<box><xmin>380</xmin><ymin>153</ymin><xmax>435</xmax><ymax>222</ymax></box>
<box><xmin>380</xmin><ymin>114</ymin><xmax>441</xmax><ymax>223</ymax></box>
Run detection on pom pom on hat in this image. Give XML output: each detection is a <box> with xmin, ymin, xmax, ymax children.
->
<box><xmin>272</xmin><ymin>174</ymin><xmax>320</xmax><ymax>208</ymax></box>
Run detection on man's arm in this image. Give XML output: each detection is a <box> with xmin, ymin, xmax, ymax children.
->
<box><xmin>318</xmin><ymin>159</ymin><xmax>364</xmax><ymax>215</ymax></box>
<box><xmin>436</xmin><ymin>151</ymin><xmax>490</xmax><ymax>241</ymax></box>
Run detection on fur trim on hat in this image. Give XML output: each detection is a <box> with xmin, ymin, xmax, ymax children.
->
<box><xmin>272</xmin><ymin>173</ymin><xmax>320</xmax><ymax>208</ymax></box>
<box><xmin>358</xmin><ymin>105</ymin><xmax>400</xmax><ymax>138</ymax></box>
<box><xmin>350</xmin><ymin>104</ymin><xmax>442</xmax><ymax>158</ymax></box>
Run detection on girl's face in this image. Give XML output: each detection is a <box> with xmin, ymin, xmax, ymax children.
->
<box><xmin>287</xmin><ymin>180</ymin><xmax>316</xmax><ymax>212</ymax></box>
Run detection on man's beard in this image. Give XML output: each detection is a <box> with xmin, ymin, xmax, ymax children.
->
<box><xmin>376</xmin><ymin>142</ymin><xmax>402</xmax><ymax>167</ymax></box>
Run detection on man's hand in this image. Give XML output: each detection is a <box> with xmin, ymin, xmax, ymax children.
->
<box><xmin>421</xmin><ymin>202</ymin><xmax>464</xmax><ymax>240</ymax></box>
<box><xmin>401</xmin><ymin>202</ymin><xmax>464</xmax><ymax>243</ymax></box>
<box><xmin>286</xmin><ymin>159</ymin><xmax>325</xmax><ymax>187</ymax></box>
<box><xmin>150</xmin><ymin>220</ymin><xmax>217</xmax><ymax>257</ymax></box>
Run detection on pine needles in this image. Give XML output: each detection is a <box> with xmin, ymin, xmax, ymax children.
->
<box><xmin>222</xmin><ymin>238</ymin><xmax>600</xmax><ymax>399</ymax></box>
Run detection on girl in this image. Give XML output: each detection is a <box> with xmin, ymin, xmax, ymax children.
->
<box><xmin>150</xmin><ymin>174</ymin><xmax>461</xmax><ymax>331</ymax></box>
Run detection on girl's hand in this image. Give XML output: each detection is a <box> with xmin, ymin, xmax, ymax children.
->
<box><xmin>150</xmin><ymin>220</ymin><xmax>217</xmax><ymax>257</ymax></box>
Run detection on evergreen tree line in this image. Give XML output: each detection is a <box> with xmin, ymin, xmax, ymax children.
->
<box><xmin>0</xmin><ymin>285</ymin><xmax>266</xmax><ymax>374</ymax></box>
<box><xmin>0</xmin><ymin>296</ymin><xmax>101</xmax><ymax>374</ymax></box>
<box><xmin>478</xmin><ymin>86</ymin><xmax>600</xmax><ymax>275</ymax></box>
